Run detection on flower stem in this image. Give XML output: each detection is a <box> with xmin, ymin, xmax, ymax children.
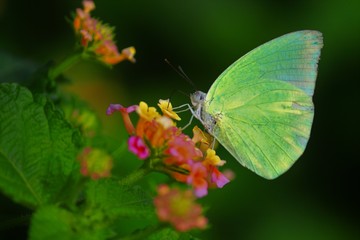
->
<box><xmin>67</xmin><ymin>177</ymin><xmax>88</xmax><ymax>207</ymax></box>
<box><xmin>118</xmin><ymin>162</ymin><xmax>151</xmax><ymax>186</ymax></box>
<box><xmin>55</xmin><ymin>176</ymin><xmax>88</xmax><ymax>209</ymax></box>
<box><xmin>48</xmin><ymin>52</ymin><xmax>83</xmax><ymax>80</ymax></box>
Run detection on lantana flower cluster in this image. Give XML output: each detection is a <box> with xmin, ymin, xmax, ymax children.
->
<box><xmin>107</xmin><ymin>100</ymin><xmax>230</xmax><ymax>198</ymax></box>
<box><xmin>73</xmin><ymin>0</ymin><xmax>136</xmax><ymax>65</ymax></box>
<box><xmin>107</xmin><ymin>100</ymin><xmax>232</xmax><ymax>231</ymax></box>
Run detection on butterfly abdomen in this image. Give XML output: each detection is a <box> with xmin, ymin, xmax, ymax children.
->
<box><xmin>200</xmin><ymin>106</ymin><xmax>219</xmax><ymax>134</ymax></box>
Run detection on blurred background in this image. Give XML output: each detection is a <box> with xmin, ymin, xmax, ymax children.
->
<box><xmin>1</xmin><ymin>0</ymin><xmax>359</xmax><ymax>239</ymax></box>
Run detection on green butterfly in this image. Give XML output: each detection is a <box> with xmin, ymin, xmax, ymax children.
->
<box><xmin>190</xmin><ymin>30</ymin><xmax>323</xmax><ymax>179</ymax></box>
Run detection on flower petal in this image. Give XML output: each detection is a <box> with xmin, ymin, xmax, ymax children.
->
<box><xmin>158</xmin><ymin>99</ymin><xmax>181</xmax><ymax>121</ymax></box>
<box><xmin>128</xmin><ymin>136</ymin><xmax>150</xmax><ymax>160</ymax></box>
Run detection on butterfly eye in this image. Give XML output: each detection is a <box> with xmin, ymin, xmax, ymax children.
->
<box><xmin>191</xmin><ymin>91</ymin><xmax>207</xmax><ymax>108</ymax></box>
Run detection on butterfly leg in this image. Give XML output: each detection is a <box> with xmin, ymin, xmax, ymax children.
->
<box><xmin>172</xmin><ymin>103</ymin><xmax>192</xmax><ymax>111</ymax></box>
<box><xmin>210</xmin><ymin>125</ymin><xmax>218</xmax><ymax>149</ymax></box>
<box><xmin>172</xmin><ymin>103</ymin><xmax>203</xmax><ymax>131</ymax></box>
<box><xmin>211</xmin><ymin>138</ymin><xmax>216</xmax><ymax>149</ymax></box>
<box><xmin>180</xmin><ymin>114</ymin><xmax>194</xmax><ymax>131</ymax></box>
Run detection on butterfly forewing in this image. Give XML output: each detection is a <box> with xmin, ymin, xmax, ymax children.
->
<box><xmin>204</xmin><ymin>30</ymin><xmax>323</xmax><ymax>179</ymax></box>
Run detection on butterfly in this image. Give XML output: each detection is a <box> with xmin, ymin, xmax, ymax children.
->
<box><xmin>190</xmin><ymin>30</ymin><xmax>323</xmax><ymax>179</ymax></box>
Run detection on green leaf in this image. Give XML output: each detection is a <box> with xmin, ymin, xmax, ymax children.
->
<box><xmin>41</xmin><ymin>100</ymin><xmax>81</xmax><ymax>202</ymax></box>
<box><xmin>147</xmin><ymin>228</ymin><xmax>201</xmax><ymax>240</ymax></box>
<box><xmin>86</xmin><ymin>178</ymin><xmax>155</xmax><ymax>220</ymax></box>
<box><xmin>29</xmin><ymin>205</ymin><xmax>76</xmax><ymax>240</ymax></box>
<box><xmin>29</xmin><ymin>205</ymin><xmax>114</xmax><ymax>240</ymax></box>
<box><xmin>0</xmin><ymin>83</ymin><xmax>80</xmax><ymax>208</ymax></box>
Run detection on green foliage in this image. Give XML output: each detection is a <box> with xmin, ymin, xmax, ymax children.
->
<box><xmin>148</xmin><ymin>228</ymin><xmax>201</xmax><ymax>240</ymax></box>
<box><xmin>0</xmin><ymin>83</ymin><xmax>80</xmax><ymax>208</ymax></box>
<box><xmin>29</xmin><ymin>205</ymin><xmax>115</xmax><ymax>240</ymax></box>
<box><xmin>0</xmin><ymin>83</ymin><xmax>190</xmax><ymax>239</ymax></box>
<box><xmin>0</xmin><ymin>3</ymin><xmax>207</xmax><ymax>238</ymax></box>
<box><xmin>86</xmin><ymin>179</ymin><xmax>155</xmax><ymax>220</ymax></box>
<box><xmin>0</xmin><ymin>82</ymin><xmax>168</xmax><ymax>239</ymax></box>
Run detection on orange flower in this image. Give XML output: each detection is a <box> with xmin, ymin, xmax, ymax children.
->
<box><xmin>192</xmin><ymin>126</ymin><xmax>214</xmax><ymax>153</ymax></box>
<box><xmin>72</xmin><ymin>0</ymin><xmax>136</xmax><ymax>65</ymax></box>
<box><xmin>107</xmin><ymin>104</ymin><xmax>137</xmax><ymax>134</ymax></box>
<box><xmin>136</xmin><ymin>118</ymin><xmax>169</xmax><ymax>147</ymax></box>
<box><xmin>186</xmin><ymin>163</ymin><xmax>208</xmax><ymax>197</ymax></box>
<box><xmin>170</xmin><ymin>163</ymin><xmax>191</xmax><ymax>183</ymax></box>
<box><xmin>165</xmin><ymin>134</ymin><xmax>202</xmax><ymax>165</ymax></box>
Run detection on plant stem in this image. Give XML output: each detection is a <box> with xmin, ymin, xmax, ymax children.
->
<box><xmin>118</xmin><ymin>163</ymin><xmax>151</xmax><ymax>186</ymax></box>
<box><xmin>56</xmin><ymin>176</ymin><xmax>87</xmax><ymax>209</ymax></box>
<box><xmin>69</xmin><ymin>177</ymin><xmax>88</xmax><ymax>206</ymax></box>
<box><xmin>48</xmin><ymin>52</ymin><xmax>83</xmax><ymax>80</ymax></box>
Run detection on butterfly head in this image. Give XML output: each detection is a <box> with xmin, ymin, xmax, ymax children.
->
<box><xmin>190</xmin><ymin>91</ymin><xmax>218</xmax><ymax>134</ymax></box>
<box><xmin>190</xmin><ymin>91</ymin><xmax>206</xmax><ymax>108</ymax></box>
<box><xmin>190</xmin><ymin>91</ymin><xmax>207</xmax><ymax>126</ymax></box>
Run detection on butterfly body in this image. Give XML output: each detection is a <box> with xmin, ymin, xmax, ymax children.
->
<box><xmin>190</xmin><ymin>91</ymin><xmax>218</xmax><ymax>134</ymax></box>
<box><xmin>191</xmin><ymin>30</ymin><xmax>323</xmax><ymax>179</ymax></box>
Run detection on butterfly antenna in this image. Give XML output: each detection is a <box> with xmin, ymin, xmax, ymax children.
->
<box><xmin>178</xmin><ymin>90</ymin><xmax>190</xmax><ymax>98</ymax></box>
<box><xmin>165</xmin><ymin>59</ymin><xmax>197</xmax><ymax>90</ymax></box>
<box><xmin>177</xmin><ymin>65</ymin><xmax>197</xmax><ymax>90</ymax></box>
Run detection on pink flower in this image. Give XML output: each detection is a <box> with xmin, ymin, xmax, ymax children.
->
<box><xmin>154</xmin><ymin>185</ymin><xmax>207</xmax><ymax>232</ymax></box>
<box><xmin>210</xmin><ymin>166</ymin><xmax>230</xmax><ymax>188</ymax></box>
<box><xmin>107</xmin><ymin>104</ymin><xmax>138</xmax><ymax>134</ymax></box>
<box><xmin>187</xmin><ymin>163</ymin><xmax>208</xmax><ymax>198</ymax></box>
<box><xmin>165</xmin><ymin>134</ymin><xmax>201</xmax><ymax>165</ymax></box>
<box><xmin>128</xmin><ymin>136</ymin><xmax>150</xmax><ymax>160</ymax></box>
<box><xmin>106</xmin><ymin>104</ymin><xmax>137</xmax><ymax>115</ymax></box>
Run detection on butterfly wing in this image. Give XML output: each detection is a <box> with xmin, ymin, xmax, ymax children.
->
<box><xmin>205</xmin><ymin>30</ymin><xmax>323</xmax><ymax>179</ymax></box>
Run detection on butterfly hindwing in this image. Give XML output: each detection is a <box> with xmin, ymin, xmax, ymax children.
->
<box><xmin>205</xmin><ymin>30</ymin><xmax>323</xmax><ymax>179</ymax></box>
<box><xmin>211</xmin><ymin>80</ymin><xmax>314</xmax><ymax>179</ymax></box>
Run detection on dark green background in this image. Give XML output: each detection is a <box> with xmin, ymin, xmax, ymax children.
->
<box><xmin>1</xmin><ymin>0</ymin><xmax>359</xmax><ymax>239</ymax></box>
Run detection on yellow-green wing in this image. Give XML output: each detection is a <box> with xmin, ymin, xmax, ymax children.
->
<box><xmin>206</xmin><ymin>30</ymin><xmax>323</xmax><ymax>179</ymax></box>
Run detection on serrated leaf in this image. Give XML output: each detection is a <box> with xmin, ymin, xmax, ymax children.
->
<box><xmin>86</xmin><ymin>178</ymin><xmax>155</xmax><ymax>219</ymax></box>
<box><xmin>41</xmin><ymin>100</ymin><xmax>81</xmax><ymax>202</ymax></box>
<box><xmin>0</xmin><ymin>83</ymin><xmax>80</xmax><ymax>208</ymax></box>
<box><xmin>29</xmin><ymin>205</ymin><xmax>113</xmax><ymax>240</ymax></box>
